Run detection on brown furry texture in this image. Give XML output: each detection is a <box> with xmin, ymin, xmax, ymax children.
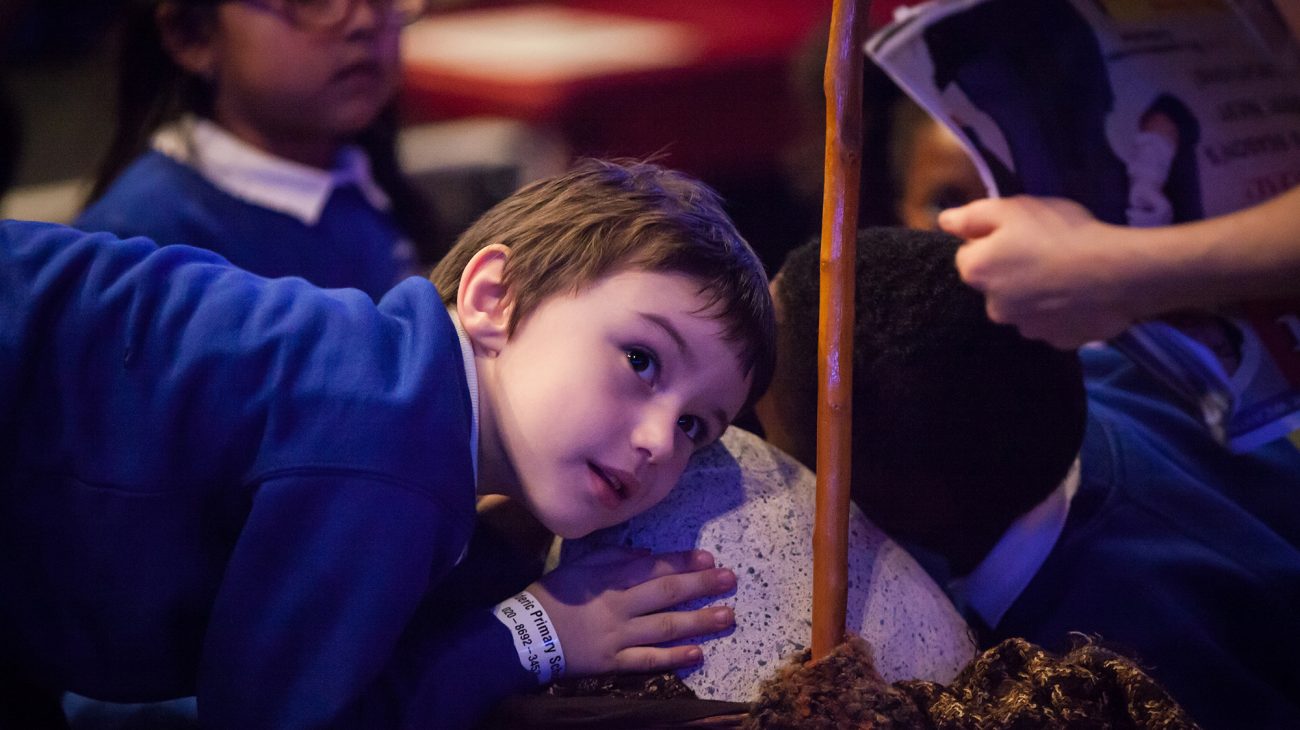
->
<box><xmin>746</xmin><ymin>637</ymin><xmax>1200</xmax><ymax>730</ymax></box>
<box><xmin>546</xmin><ymin>671</ymin><xmax>698</xmax><ymax>701</ymax></box>
<box><xmin>745</xmin><ymin>635</ymin><xmax>928</xmax><ymax>729</ymax></box>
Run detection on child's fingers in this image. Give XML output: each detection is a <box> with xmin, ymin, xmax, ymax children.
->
<box><xmin>621</xmin><ymin>566</ymin><xmax>737</xmax><ymax>615</ymax></box>
<box><xmin>622</xmin><ymin>605</ymin><xmax>735</xmax><ymax>648</ymax></box>
<box><xmin>612</xmin><ymin>644</ymin><xmax>705</xmax><ymax>674</ymax></box>
<box><xmin>954</xmin><ymin>238</ymin><xmax>992</xmax><ymax>290</ymax></box>
<box><xmin>608</xmin><ymin>549</ymin><xmax>718</xmax><ymax>590</ymax></box>
<box><xmin>937</xmin><ymin>197</ymin><xmax>1001</xmax><ymax>239</ymax></box>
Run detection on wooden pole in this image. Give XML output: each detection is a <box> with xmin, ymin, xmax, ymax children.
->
<box><xmin>812</xmin><ymin>0</ymin><xmax>866</xmax><ymax>661</ymax></box>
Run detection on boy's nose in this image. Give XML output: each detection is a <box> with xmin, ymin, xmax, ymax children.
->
<box><xmin>631</xmin><ymin>407</ymin><xmax>677</xmax><ymax>466</ymax></box>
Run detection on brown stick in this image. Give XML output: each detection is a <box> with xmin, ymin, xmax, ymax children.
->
<box><xmin>812</xmin><ymin>0</ymin><xmax>866</xmax><ymax>661</ymax></box>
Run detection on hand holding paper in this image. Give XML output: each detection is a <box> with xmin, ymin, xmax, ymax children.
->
<box><xmin>942</xmin><ymin>195</ymin><xmax>1142</xmax><ymax>348</ymax></box>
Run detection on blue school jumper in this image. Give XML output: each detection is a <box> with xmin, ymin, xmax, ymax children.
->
<box><xmin>0</xmin><ymin>221</ymin><xmax>528</xmax><ymax>728</ymax></box>
<box><xmin>988</xmin><ymin>347</ymin><xmax>1300</xmax><ymax>729</ymax></box>
<box><xmin>76</xmin><ymin>149</ymin><xmax>411</xmax><ymax>301</ymax></box>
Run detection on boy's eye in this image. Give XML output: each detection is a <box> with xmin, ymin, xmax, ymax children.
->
<box><xmin>626</xmin><ymin>347</ymin><xmax>658</xmax><ymax>381</ymax></box>
<box><xmin>678</xmin><ymin>415</ymin><xmax>705</xmax><ymax>443</ymax></box>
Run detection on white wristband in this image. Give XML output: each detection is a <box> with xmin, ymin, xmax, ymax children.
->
<box><xmin>492</xmin><ymin>590</ymin><xmax>566</xmax><ymax>685</ymax></box>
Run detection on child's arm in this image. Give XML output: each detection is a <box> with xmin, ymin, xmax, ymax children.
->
<box><xmin>205</xmin><ymin>514</ymin><xmax>733</xmax><ymax>728</ymax></box>
<box><xmin>0</xmin><ymin>223</ymin><xmax>457</xmax><ymax>727</ymax></box>
<box><xmin>939</xmin><ymin>189</ymin><xmax>1300</xmax><ymax>348</ymax></box>
<box><xmin>390</xmin><ymin>547</ymin><xmax>735</xmax><ymax>728</ymax></box>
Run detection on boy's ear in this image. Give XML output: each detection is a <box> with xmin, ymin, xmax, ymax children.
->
<box><xmin>457</xmin><ymin>245</ymin><xmax>513</xmax><ymax>356</ymax></box>
<box><xmin>156</xmin><ymin>3</ymin><xmax>218</xmax><ymax>81</ymax></box>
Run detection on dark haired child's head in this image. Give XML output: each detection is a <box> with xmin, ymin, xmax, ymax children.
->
<box><xmin>887</xmin><ymin>100</ymin><xmax>985</xmax><ymax>231</ymax></box>
<box><xmin>434</xmin><ymin>159</ymin><xmax>776</xmax><ymax>539</ymax></box>
<box><xmin>756</xmin><ymin>227</ymin><xmax>1085</xmax><ymax>575</ymax></box>
<box><xmin>784</xmin><ymin>20</ymin><xmax>984</xmax><ymax>232</ymax></box>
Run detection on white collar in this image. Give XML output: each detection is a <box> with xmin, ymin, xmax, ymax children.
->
<box><xmin>151</xmin><ymin>116</ymin><xmax>390</xmax><ymax>226</ymax></box>
<box><xmin>450</xmin><ymin>310</ymin><xmax>480</xmax><ymax>485</ymax></box>
<box><xmin>949</xmin><ymin>457</ymin><xmax>1081</xmax><ymax>628</ymax></box>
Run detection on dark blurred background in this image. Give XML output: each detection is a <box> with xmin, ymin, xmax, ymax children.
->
<box><xmin>1</xmin><ymin>0</ymin><xmax>947</xmax><ymax>274</ymax></box>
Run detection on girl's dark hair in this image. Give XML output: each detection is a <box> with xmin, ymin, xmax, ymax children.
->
<box><xmin>357</xmin><ymin>105</ymin><xmax>445</xmax><ymax>267</ymax></box>
<box><xmin>0</xmin><ymin>82</ymin><xmax>20</xmax><ymax>198</ymax></box>
<box><xmin>87</xmin><ymin>2</ymin><xmax>444</xmax><ymax>266</ymax></box>
<box><xmin>88</xmin><ymin>3</ymin><xmax>209</xmax><ymax>205</ymax></box>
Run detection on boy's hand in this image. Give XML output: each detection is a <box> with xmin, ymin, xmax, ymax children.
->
<box><xmin>528</xmin><ymin>547</ymin><xmax>736</xmax><ymax>677</ymax></box>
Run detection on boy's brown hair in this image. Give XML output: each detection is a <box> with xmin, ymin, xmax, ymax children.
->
<box><xmin>430</xmin><ymin>158</ymin><xmax>775</xmax><ymax>406</ymax></box>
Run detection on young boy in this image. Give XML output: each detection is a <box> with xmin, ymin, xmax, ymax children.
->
<box><xmin>756</xmin><ymin>227</ymin><xmax>1300</xmax><ymax>730</ymax></box>
<box><xmin>0</xmin><ymin>159</ymin><xmax>775</xmax><ymax>729</ymax></box>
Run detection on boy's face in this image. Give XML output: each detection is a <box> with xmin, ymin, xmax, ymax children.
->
<box><xmin>481</xmin><ymin>270</ymin><xmax>751</xmax><ymax>539</ymax></box>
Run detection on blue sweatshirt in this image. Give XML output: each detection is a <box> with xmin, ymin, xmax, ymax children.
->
<box><xmin>0</xmin><ymin>221</ymin><xmax>529</xmax><ymax>728</ymax></box>
<box><xmin>990</xmin><ymin>346</ymin><xmax>1300</xmax><ymax>729</ymax></box>
<box><xmin>76</xmin><ymin>150</ymin><xmax>411</xmax><ymax>301</ymax></box>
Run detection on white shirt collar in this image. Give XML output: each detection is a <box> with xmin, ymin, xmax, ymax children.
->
<box><xmin>151</xmin><ymin>116</ymin><xmax>390</xmax><ymax>226</ymax></box>
<box><xmin>949</xmin><ymin>457</ymin><xmax>1081</xmax><ymax>628</ymax></box>
<box><xmin>449</xmin><ymin>310</ymin><xmax>480</xmax><ymax>485</ymax></box>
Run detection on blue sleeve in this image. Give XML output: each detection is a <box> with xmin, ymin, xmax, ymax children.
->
<box><xmin>199</xmin><ymin>473</ymin><xmax>533</xmax><ymax>729</ymax></box>
<box><xmin>0</xmin><ymin>221</ymin><xmax>531</xmax><ymax>728</ymax></box>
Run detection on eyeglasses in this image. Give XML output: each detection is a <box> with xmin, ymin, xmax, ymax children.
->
<box><xmin>238</xmin><ymin>0</ymin><xmax>433</xmax><ymax>32</ymax></box>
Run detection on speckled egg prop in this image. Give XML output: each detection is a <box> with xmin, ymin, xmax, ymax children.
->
<box><xmin>561</xmin><ymin>427</ymin><xmax>976</xmax><ymax>702</ymax></box>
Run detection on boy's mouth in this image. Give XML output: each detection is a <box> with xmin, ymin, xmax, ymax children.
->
<box><xmin>589</xmin><ymin>462</ymin><xmax>637</xmax><ymax>506</ymax></box>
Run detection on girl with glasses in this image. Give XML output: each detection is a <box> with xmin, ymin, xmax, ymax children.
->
<box><xmin>76</xmin><ymin>0</ymin><xmax>442</xmax><ymax>300</ymax></box>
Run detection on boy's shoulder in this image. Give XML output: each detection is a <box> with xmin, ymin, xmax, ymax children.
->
<box><xmin>221</xmin><ymin>279</ymin><xmax>479</xmax><ymax>491</ymax></box>
<box><xmin>5</xmin><ymin>222</ymin><xmax>476</xmax><ymax>500</ymax></box>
